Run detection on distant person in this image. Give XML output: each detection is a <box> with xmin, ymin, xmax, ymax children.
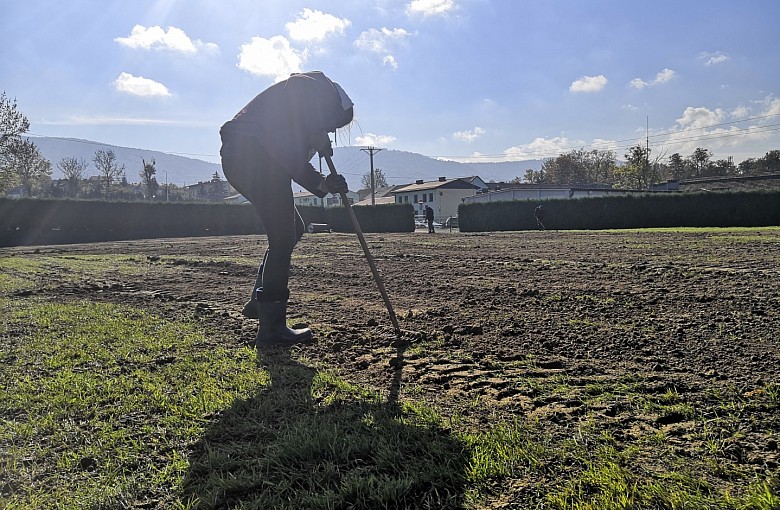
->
<box><xmin>534</xmin><ymin>204</ymin><xmax>546</xmax><ymax>230</ymax></box>
<box><xmin>425</xmin><ymin>205</ymin><xmax>435</xmax><ymax>233</ymax></box>
<box><xmin>220</xmin><ymin>71</ymin><xmax>353</xmax><ymax>346</ymax></box>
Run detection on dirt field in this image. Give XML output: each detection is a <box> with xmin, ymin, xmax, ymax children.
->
<box><xmin>4</xmin><ymin>227</ymin><xmax>779</xmax><ymax>505</ymax></box>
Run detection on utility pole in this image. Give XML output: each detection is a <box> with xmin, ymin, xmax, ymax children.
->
<box><xmin>361</xmin><ymin>146</ymin><xmax>383</xmax><ymax>205</ymax></box>
<box><xmin>646</xmin><ymin>116</ymin><xmax>650</xmax><ymax>188</ymax></box>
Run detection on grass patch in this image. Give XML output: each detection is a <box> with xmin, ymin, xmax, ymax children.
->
<box><xmin>1</xmin><ymin>299</ymin><xmax>267</xmax><ymax>509</ymax></box>
<box><xmin>0</xmin><ymin>254</ymin><xmax>151</xmax><ymax>294</ymax></box>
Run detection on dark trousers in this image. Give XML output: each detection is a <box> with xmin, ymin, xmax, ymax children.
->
<box><xmin>427</xmin><ymin>218</ymin><xmax>435</xmax><ymax>233</ymax></box>
<box><xmin>220</xmin><ymin>135</ymin><xmax>305</xmax><ymax>301</ymax></box>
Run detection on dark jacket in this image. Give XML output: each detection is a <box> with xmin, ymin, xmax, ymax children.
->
<box><xmin>220</xmin><ymin>72</ymin><xmax>353</xmax><ymax>196</ymax></box>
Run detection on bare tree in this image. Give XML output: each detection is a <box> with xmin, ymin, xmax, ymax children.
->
<box><xmin>361</xmin><ymin>167</ymin><xmax>389</xmax><ymax>190</ymax></box>
<box><xmin>93</xmin><ymin>149</ymin><xmax>125</xmax><ymax>196</ymax></box>
<box><xmin>57</xmin><ymin>156</ymin><xmax>89</xmax><ymax>197</ymax></box>
<box><xmin>140</xmin><ymin>158</ymin><xmax>159</xmax><ymax>199</ymax></box>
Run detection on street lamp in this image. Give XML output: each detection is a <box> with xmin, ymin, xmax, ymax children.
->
<box><xmin>163</xmin><ymin>170</ymin><xmax>169</xmax><ymax>202</ymax></box>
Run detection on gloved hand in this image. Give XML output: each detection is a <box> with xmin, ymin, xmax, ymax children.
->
<box><xmin>324</xmin><ymin>173</ymin><xmax>348</xmax><ymax>194</ymax></box>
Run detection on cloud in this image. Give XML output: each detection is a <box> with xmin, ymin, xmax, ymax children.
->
<box><xmin>36</xmin><ymin>116</ymin><xmax>205</xmax><ymax>126</ymax></box>
<box><xmin>286</xmin><ymin>9</ymin><xmax>351</xmax><ymax>42</ymax></box>
<box><xmin>383</xmin><ymin>55</ymin><xmax>398</xmax><ymax>70</ymax></box>
<box><xmin>762</xmin><ymin>97</ymin><xmax>780</xmax><ymax>117</ymax></box>
<box><xmin>569</xmin><ymin>75</ymin><xmax>608</xmax><ymax>93</ymax></box>
<box><xmin>453</xmin><ymin>127</ymin><xmax>485</xmax><ymax>143</ymax></box>
<box><xmin>630</xmin><ymin>68</ymin><xmax>676</xmax><ymax>89</ymax></box>
<box><xmin>355</xmin><ymin>133</ymin><xmax>396</xmax><ymax>146</ymax></box>
<box><xmin>676</xmin><ymin>106</ymin><xmax>726</xmax><ymax>129</ymax></box>
<box><xmin>731</xmin><ymin>106</ymin><xmax>750</xmax><ymax>119</ymax></box>
<box><xmin>700</xmin><ymin>51</ymin><xmax>730</xmax><ymax>66</ymax></box>
<box><xmin>115</xmin><ymin>25</ymin><xmax>218</xmax><ymax>54</ymax></box>
<box><xmin>354</xmin><ymin>27</ymin><xmax>412</xmax><ymax>68</ymax></box>
<box><xmin>114</xmin><ymin>73</ymin><xmax>171</xmax><ymax>97</ymax></box>
<box><xmin>659</xmin><ymin>103</ymin><xmax>778</xmax><ymax>155</ymax></box>
<box><xmin>237</xmin><ymin>36</ymin><xmax>305</xmax><ymax>81</ymax></box>
<box><xmin>504</xmin><ymin>136</ymin><xmax>582</xmax><ymax>159</ymax></box>
<box><xmin>589</xmin><ymin>138</ymin><xmax>619</xmax><ymax>152</ymax></box>
<box><xmin>406</xmin><ymin>0</ymin><xmax>457</xmax><ymax>16</ymax></box>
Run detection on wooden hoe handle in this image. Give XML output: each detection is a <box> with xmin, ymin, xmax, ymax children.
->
<box><xmin>323</xmin><ymin>154</ymin><xmax>401</xmax><ymax>333</ymax></box>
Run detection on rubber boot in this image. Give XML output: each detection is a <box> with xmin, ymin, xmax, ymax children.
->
<box><xmin>255</xmin><ymin>292</ymin><xmax>313</xmax><ymax>346</ymax></box>
<box><xmin>242</xmin><ymin>250</ymin><xmax>269</xmax><ymax>319</ymax></box>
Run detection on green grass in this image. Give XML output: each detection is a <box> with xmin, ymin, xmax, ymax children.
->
<box><xmin>0</xmin><ymin>254</ymin><xmax>151</xmax><ymax>293</ymax></box>
<box><xmin>1</xmin><ymin>248</ymin><xmax>778</xmax><ymax>509</ymax></box>
<box><xmin>1</xmin><ymin>298</ymin><xmax>267</xmax><ymax>508</ymax></box>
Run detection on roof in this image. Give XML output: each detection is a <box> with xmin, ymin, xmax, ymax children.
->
<box><xmin>353</xmin><ymin>195</ymin><xmax>397</xmax><ymax>207</ymax></box>
<box><xmin>293</xmin><ymin>190</ymin><xmax>358</xmax><ymax>198</ymax></box>
<box><xmin>224</xmin><ymin>193</ymin><xmax>249</xmax><ymax>203</ymax></box>
<box><xmin>393</xmin><ymin>178</ymin><xmax>479</xmax><ymax>193</ymax></box>
<box><xmin>357</xmin><ymin>185</ymin><xmax>406</xmax><ymax>201</ymax></box>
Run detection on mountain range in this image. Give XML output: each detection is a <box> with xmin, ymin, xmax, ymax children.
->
<box><xmin>29</xmin><ymin>136</ymin><xmax>543</xmax><ymax>192</ymax></box>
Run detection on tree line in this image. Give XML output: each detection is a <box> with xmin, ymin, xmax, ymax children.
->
<box><xmin>521</xmin><ymin>145</ymin><xmax>780</xmax><ymax>189</ymax></box>
<box><xmin>1</xmin><ymin>92</ymin><xmax>230</xmax><ymax>202</ymax></box>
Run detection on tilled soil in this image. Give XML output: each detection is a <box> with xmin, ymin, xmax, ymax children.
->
<box><xmin>6</xmin><ymin>228</ymin><xmax>780</xmax><ymax>502</ymax></box>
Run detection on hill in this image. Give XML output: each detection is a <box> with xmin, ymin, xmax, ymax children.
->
<box><xmin>29</xmin><ymin>136</ymin><xmax>543</xmax><ymax>191</ymax></box>
<box><xmin>29</xmin><ymin>137</ymin><xmax>222</xmax><ymax>188</ymax></box>
<box><xmin>331</xmin><ymin>147</ymin><xmax>543</xmax><ymax>189</ymax></box>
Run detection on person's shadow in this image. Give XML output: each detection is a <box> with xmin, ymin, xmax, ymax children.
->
<box><xmin>182</xmin><ymin>341</ymin><xmax>471</xmax><ymax>509</ymax></box>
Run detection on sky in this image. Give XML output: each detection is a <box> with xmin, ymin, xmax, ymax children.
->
<box><xmin>3</xmin><ymin>0</ymin><xmax>780</xmax><ymax>175</ymax></box>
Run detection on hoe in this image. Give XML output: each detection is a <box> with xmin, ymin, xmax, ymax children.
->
<box><xmin>323</xmin><ymin>154</ymin><xmax>401</xmax><ymax>335</ymax></box>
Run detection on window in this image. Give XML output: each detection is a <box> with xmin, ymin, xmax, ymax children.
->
<box><xmin>422</xmin><ymin>194</ymin><xmax>427</xmax><ymax>202</ymax></box>
<box><xmin>429</xmin><ymin>193</ymin><xmax>434</xmax><ymax>202</ymax></box>
<box><xmin>413</xmin><ymin>194</ymin><xmax>418</xmax><ymax>203</ymax></box>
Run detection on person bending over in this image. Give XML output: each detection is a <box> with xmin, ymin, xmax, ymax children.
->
<box><xmin>219</xmin><ymin>71</ymin><xmax>353</xmax><ymax>346</ymax></box>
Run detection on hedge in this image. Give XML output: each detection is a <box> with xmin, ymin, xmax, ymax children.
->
<box><xmin>326</xmin><ymin>203</ymin><xmax>415</xmax><ymax>233</ymax></box>
<box><xmin>458</xmin><ymin>190</ymin><xmax>780</xmax><ymax>232</ymax></box>
<box><xmin>0</xmin><ymin>199</ymin><xmax>414</xmax><ymax>247</ymax></box>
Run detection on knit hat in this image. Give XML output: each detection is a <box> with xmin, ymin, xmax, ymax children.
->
<box><xmin>332</xmin><ymin>82</ymin><xmax>353</xmax><ymax>111</ymax></box>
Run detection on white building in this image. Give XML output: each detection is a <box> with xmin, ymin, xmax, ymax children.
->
<box><xmin>392</xmin><ymin>177</ymin><xmax>479</xmax><ymax>221</ymax></box>
<box><xmin>293</xmin><ymin>190</ymin><xmax>359</xmax><ymax>208</ymax></box>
